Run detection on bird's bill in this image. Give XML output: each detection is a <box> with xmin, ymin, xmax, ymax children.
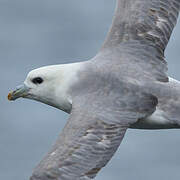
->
<box><xmin>8</xmin><ymin>84</ymin><xmax>30</xmax><ymax>101</ymax></box>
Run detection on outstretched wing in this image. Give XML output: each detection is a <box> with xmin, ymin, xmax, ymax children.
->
<box><xmin>102</xmin><ymin>0</ymin><xmax>180</xmax><ymax>53</ymax></box>
<box><xmin>30</xmin><ymin>86</ymin><xmax>157</xmax><ymax>180</ymax></box>
<box><xmin>98</xmin><ymin>0</ymin><xmax>180</xmax><ymax>82</ymax></box>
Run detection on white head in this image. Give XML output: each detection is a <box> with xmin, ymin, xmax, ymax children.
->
<box><xmin>8</xmin><ymin>63</ymin><xmax>82</xmax><ymax>113</ymax></box>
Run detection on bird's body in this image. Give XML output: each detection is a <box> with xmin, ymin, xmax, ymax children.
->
<box><xmin>30</xmin><ymin>61</ymin><xmax>180</xmax><ymax>131</ymax></box>
<box><xmin>8</xmin><ymin>0</ymin><xmax>180</xmax><ymax>179</ymax></box>
<box><xmin>26</xmin><ymin>59</ymin><xmax>180</xmax><ymax>131</ymax></box>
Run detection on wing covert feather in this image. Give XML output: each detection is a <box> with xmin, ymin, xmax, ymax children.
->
<box><xmin>97</xmin><ymin>0</ymin><xmax>180</xmax><ymax>83</ymax></box>
<box><xmin>30</xmin><ymin>111</ymin><xmax>127</xmax><ymax>180</ymax></box>
<box><xmin>102</xmin><ymin>0</ymin><xmax>180</xmax><ymax>54</ymax></box>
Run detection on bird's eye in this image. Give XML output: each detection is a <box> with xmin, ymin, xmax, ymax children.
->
<box><xmin>32</xmin><ymin>77</ymin><xmax>43</xmax><ymax>84</ymax></box>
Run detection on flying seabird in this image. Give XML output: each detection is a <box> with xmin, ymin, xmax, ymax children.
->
<box><xmin>8</xmin><ymin>0</ymin><xmax>180</xmax><ymax>179</ymax></box>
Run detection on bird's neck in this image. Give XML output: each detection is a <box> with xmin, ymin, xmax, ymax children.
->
<box><xmin>53</xmin><ymin>62</ymin><xmax>84</xmax><ymax>113</ymax></box>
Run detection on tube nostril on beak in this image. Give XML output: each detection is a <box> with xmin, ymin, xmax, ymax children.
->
<box><xmin>7</xmin><ymin>84</ymin><xmax>30</xmax><ymax>101</ymax></box>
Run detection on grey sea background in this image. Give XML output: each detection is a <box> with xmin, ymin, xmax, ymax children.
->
<box><xmin>0</xmin><ymin>0</ymin><xmax>180</xmax><ymax>179</ymax></box>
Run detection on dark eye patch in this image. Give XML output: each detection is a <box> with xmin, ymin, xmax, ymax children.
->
<box><xmin>32</xmin><ymin>77</ymin><xmax>43</xmax><ymax>84</ymax></box>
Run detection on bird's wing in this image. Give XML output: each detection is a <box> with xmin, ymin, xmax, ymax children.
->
<box><xmin>30</xmin><ymin>85</ymin><xmax>157</xmax><ymax>180</ymax></box>
<box><xmin>102</xmin><ymin>0</ymin><xmax>180</xmax><ymax>52</ymax></box>
<box><xmin>98</xmin><ymin>0</ymin><xmax>180</xmax><ymax>82</ymax></box>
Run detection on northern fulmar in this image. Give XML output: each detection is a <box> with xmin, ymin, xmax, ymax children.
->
<box><xmin>8</xmin><ymin>0</ymin><xmax>180</xmax><ymax>179</ymax></box>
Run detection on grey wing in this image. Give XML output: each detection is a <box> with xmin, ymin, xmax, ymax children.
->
<box><xmin>30</xmin><ymin>89</ymin><xmax>157</xmax><ymax>180</ymax></box>
<box><xmin>102</xmin><ymin>0</ymin><xmax>180</xmax><ymax>53</ymax></box>
<box><xmin>98</xmin><ymin>0</ymin><xmax>180</xmax><ymax>82</ymax></box>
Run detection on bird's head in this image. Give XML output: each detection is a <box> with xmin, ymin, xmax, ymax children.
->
<box><xmin>8</xmin><ymin>63</ymin><xmax>82</xmax><ymax>113</ymax></box>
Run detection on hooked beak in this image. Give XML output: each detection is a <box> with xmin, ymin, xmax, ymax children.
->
<box><xmin>8</xmin><ymin>84</ymin><xmax>30</xmax><ymax>101</ymax></box>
